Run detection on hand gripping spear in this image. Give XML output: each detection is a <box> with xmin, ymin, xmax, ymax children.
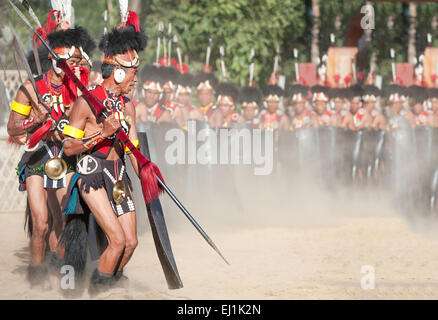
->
<box><xmin>10</xmin><ymin>0</ymin><xmax>229</xmax><ymax>265</ymax></box>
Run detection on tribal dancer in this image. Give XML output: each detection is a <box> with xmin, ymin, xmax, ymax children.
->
<box><xmin>284</xmin><ymin>84</ymin><xmax>316</xmax><ymax>130</ymax></box>
<box><xmin>62</xmin><ymin>9</ymin><xmax>146</xmax><ymax>295</ymax></box>
<box><xmin>8</xmin><ymin>9</ymin><xmax>94</xmax><ymax>287</ymax></box>
<box><xmin>136</xmin><ymin>64</ymin><xmax>172</xmax><ymax>124</ymax></box>
<box><xmin>173</xmin><ymin>72</ymin><xmax>195</xmax><ymax>129</ymax></box>
<box><xmin>362</xmin><ymin>85</ymin><xmax>386</xmax><ymax>130</ymax></box>
<box><xmin>310</xmin><ymin>85</ymin><xmax>331</xmax><ymax>127</ymax></box>
<box><xmin>189</xmin><ymin>72</ymin><xmax>218</xmax><ymax>122</ymax></box>
<box><xmin>157</xmin><ymin>65</ymin><xmax>180</xmax><ymax>114</ymax></box>
<box><xmin>349</xmin><ymin>84</ymin><xmax>366</xmax><ymax>131</ymax></box>
<box><xmin>405</xmin><ymin>85</ymin><xmax>430</xmax><ymax>128</ymax></box>
<box><xmin>260</xmin><ymin>85</ymin><xmax>284</xmax><ymax>131</ymax></box>
<box><xmin>237</xmin><ymin>85</ymin><xmax>263</xmax><ymax>129</ymax></box>
<box><xmin>328</xmin><ymin>88</ymin><xmax>354</xmax><ymax>130</ymax></box>
<box><xmin>210</xmin><ymin>82</ymin><xmax>240</xmax><ymax>128</ymax></box>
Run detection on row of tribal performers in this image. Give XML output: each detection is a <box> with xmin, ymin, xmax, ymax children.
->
<box><xmin>7</xmin><ymin>3</ymin><xmax>153</xmax><ymax>296</ymax></box>
<box><xmin>133</xmin><ymin>64</ymin><xmax>438</xmax><ymax>135</ymax></box>
<box><xmin>277</xmin><ymin>82</ymin><xmax>438</xmax><ymax>187</ymax></box>
<box><xmin>279</xmin><ymin>83</ymin><xmax>438</xmax><ymax>131</ymax></box>
<box><xmin>7</xmin><ymin>4</ymin><xmax>95</xmax><ymax>291</ymax></box>
<box><xmin>134</xmin><ymin>65</ymin><xmax>292</xmax><ymax>131</ymax></box>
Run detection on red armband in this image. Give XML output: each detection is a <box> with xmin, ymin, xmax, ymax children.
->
<box><xmin>21</xmin><ymin>117</ymin><xmax>39</xmax><ymax>131</ymax></box>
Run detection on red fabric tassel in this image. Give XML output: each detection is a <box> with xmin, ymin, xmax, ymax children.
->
<box><xmin>140</xmin><ymin>162</ymin><xmax>164</xmax><ymax>204</ymax></box>
<box><xmin>33</xmin><ymin>28</ymin><xmax>47</xmax><ymax>47</ymax></box>
<box><xmin>7</xmin><ymin>136</ymin><xmax>14</xmax><ymax>144</ymax></box>
<box><xmin>27</xmin><ymin>119</ymin><xmax>53</xmax><ymax>149</ymax></box>
<box><xmin>126</xmin><ymin>11</ymin><xmax>140</xmax><ymax>32</ymax></box>
<box><xmin>63</xmin><ymin>66</ymin><xmax>90</xmax><ymax>105</ymax></box>
<box><xmin>57</xmin><ymin>59</ymin><xmax>165</xmax><ymax>205</ymax></box>
<box><xmin>81</xmin><ymin>67</ymin><xmax>90</xmax><ymax>89</ymax></box>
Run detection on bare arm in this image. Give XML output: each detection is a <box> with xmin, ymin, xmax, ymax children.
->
<box><xmin>7</xmin><ymin>81</ymin><xmax>48</xmax><ymax>136</ymax></box>
<box><xmin>63</xmin><ymin>97</ymin><xmax>121</xmax><ymax>156</ymax></box>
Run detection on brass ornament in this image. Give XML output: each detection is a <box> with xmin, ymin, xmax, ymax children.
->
<box><xmin>113</xmin><ymin>180</ymin><xmax>126</xmax><ymax>205</ymax></box>
<box><xmin>45</xmin><ymin>157</ymin><xmax>67</xmax><ymax>180</ymax></box>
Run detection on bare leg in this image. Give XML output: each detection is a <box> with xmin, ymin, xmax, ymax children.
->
<box><xmin>53</xmin><ymin>172</ymin><xmax>74</xmax><ymax>258</ymax></box>
<box><xmin>116</xmin><ymin>210</ymin><xmax>138</xmax><ymax>271</ymax></box>
<box><xmin>80</xmin><ymin>186</ymin><xmax>126</xmax><ymax>274</ymax></box>
<box><xmin>26</xmin><ymin>175</ymin><xmax>49</xmax><ymax>265</ymax></box>
<box><xmin>47</xmin><ymin>192</ymin><xmax>62</xmax><ymax>252</ymax></box>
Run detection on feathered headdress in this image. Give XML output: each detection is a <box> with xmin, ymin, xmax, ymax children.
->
<box><xmin>239</xmin><ymin>86</ymin><xmax>263</xmax><ymax>107</ymax></box>
<box><xmin>216</xmin><ymin>82</ymin><xmax>239</xmax><ymax>105</ymax></box>
<box><xmin>100</xmin><ymin>0</ymin><xmax>147</xmax><ymax>68</ymax></box>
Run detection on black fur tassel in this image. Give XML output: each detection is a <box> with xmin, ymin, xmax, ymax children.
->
<box><xmin>59</xmin><ymin>215</ymin><xmax>89</xmax><ymax>284</ymax></box>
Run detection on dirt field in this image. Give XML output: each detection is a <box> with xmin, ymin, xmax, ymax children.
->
<box><xmin>2</xmin><ymin>174</ymin><xmax>438</xmax><ymax>300</ymax></box>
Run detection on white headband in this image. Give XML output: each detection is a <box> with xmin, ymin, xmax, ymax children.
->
<box><xmin>266</xmin><ymin>94</ymin><xmax>280</xmax><ymax>102</ymax></box>
<box><xmin>312</xmin><ymin>92</ymin><xmax>328</xmax><ymax>102</ymax></box>
<box><xmin>217</xmin><ymin>95</ymin><xmax>233</xmax><ymax>105</ymax></box>
<box><xmin>164</xmin><ymin>81</ymin><xmax>175</xmax><ymax>91</ymax></box>
<box><xmin>176</xmin><ymin>85</ymin><xmax>192</xmax><ymax>98</ymax></box>
<box><xmin>143</xmin><ymin>81</ymin><xmax>163</xmax><ymax>92</ymax></box>
<box><xmin>389</xmin><ymin>94</ymin><xmax>406</xmax><ymax>102</ymax></box>
<box><xmin>292</xmin><ymin>93</ymin><xmax>305</xmax><ymax>102</ymax></box>
<box><xmin>79</xmin><ymin>46</ymin><xmax>92</xmax><ymax>67</ymax></box>
<box><xmin>242</xmin><ymin>101</ymin><xmax>258</xmax><ymax>108</ymax></box>
<box><xmin>363</xmin><ymin>94</ymin><xmax>377</xmax><ymax>102</ymax></box>
<box><xmin>57</xmin><ymin>46</ymin><xmax>76</xmax><ymax>59</ymax></box>
<box><xmin>197</xmin><ymin>80</ymin><xmax>213</xmax><ymax>90</ymax></box>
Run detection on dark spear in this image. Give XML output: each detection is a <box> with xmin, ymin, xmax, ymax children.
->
<box><xmin>9</xmin><ymin>0</ymin><xmax>229</xmax><ymax>265</ymax></box>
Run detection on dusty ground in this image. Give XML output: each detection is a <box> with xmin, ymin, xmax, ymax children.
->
<box><xmin>2</xmin><ymin>174</ymin><xmax>438</xmax><ymax>300</ymax></box>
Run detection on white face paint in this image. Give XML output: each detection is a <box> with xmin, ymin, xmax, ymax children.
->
<box><xmin>52</xmin><ymin>59</ymin><xmax>63</xmax><ymax>74</ymax></box>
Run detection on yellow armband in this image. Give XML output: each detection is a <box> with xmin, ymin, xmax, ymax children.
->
<box><xmin>63</xmin><ymin>125</ymin><xmax>85</xmax><ymax>139</ymax></box>
<box><xmin>11</xmin><ymin>101</ymin><xmax>32</xmax><ymax>116</ymax></box>
<box><xmin>125</xmin><ymin>139</ymin><xmax>139</xmax><ymax>152</ymax></box>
